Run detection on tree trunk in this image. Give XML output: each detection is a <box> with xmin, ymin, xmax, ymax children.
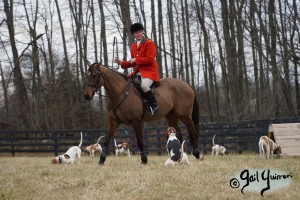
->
<box><xmin>4</xmin><ymin>0</ymin><xmax>34</xmax><ymax>129</ymax></box>
<box><xmin>167</xmin><ymin>0</ymin><xmax>177</xmax><ymax>78</ymax></box>
<box><xmin>195</xmin><ymin>0</ymin><xmax>217</xmax><ymax>122</ymax></box>
<box><xmin>208</xmin><ymin>0</ymin><xmax>230</xmax><ymax>121</ymax></box>
<box><xmin>220</xmin><ymin>0</ymin><xmax>239</xmax><ymax>121</ymax></box>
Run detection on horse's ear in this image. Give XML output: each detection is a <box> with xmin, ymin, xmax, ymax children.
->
<box><xmin>86</xmin><ymin>60</ymin><xmax>92</xmax><ymax>67</ymax></box>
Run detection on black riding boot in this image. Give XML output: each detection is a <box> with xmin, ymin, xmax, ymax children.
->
<box><xmin>144</xmin><ymin>90</ymin><xmax>159</xmax><ymax>115</ymax></box>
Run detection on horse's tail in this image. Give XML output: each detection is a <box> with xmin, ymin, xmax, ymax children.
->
<box><xmin>192</xmin><ymin>95</ymin><xmax>200</xmax><ymax>132</ymax></box>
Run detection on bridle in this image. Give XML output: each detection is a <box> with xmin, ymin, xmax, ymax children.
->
<box><xmin>85</xmin><ymin>65</ymin><xmax>133</xmax><ymax>122</ymax></box>
<box><xmin>85</xmin><ymin>67</ymin><xmax>105</xmax><ymax>96</ymax></box>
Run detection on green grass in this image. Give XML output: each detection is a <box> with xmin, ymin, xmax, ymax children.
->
<box><xmin>0</xmin><ymin>154</ymin><xmax>299</xmax><ymax>200</ymax></box>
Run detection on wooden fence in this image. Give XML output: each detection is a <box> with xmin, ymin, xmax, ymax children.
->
<box><xmin>0</xmin><ymin>117</ymin><xmax>299</xmax><ymax>156</ymax></box>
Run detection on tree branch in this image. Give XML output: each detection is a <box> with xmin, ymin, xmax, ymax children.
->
<box><xmin>19</xmin><ymin>33</ymin><xmax>44</xmax><ymax>60</ymax></box>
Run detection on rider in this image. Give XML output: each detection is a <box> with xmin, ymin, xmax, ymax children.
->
<box><xmin>114</xmin><ymin>23</ymin><xmax>160</xmax><ymax>115</ymax></box>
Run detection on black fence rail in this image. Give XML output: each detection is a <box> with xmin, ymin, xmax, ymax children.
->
<box><xmin>0</xmin><ymin>117</ymin><xmax>299</xmax><ymax>156</ymax></box>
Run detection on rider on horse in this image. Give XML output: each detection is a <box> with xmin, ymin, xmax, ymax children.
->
<box><xmin>114</xmin><ymin>23</ymin><xmax>160</xmax><ymax>115</ymax></box>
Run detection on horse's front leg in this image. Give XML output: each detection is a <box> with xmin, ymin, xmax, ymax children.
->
<box><xmin>99</xmin><ymin>119</ymin><xmax>120</xmax><ymax>165</ymax></box>
<box><xmin>132</xmin><ymin>120</ymin><xmax>147</xmax><ymax>164</ymax></box>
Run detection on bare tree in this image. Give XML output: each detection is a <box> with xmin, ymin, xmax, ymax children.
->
<box><xmin>98</xmin><ymin>0</ymin><xmax>108</xmax><ymax>65</ymax></box>
<box><xmin>291</xmin><ymin>0</ymin><xmax>300</xmax><ymax>115</ymax></box>
<box><xmin>55</xmin><ymin>0</ymin><xmax>70</xmax><ymax>72</ymax></box>
<box><xmin>158</xmin><ymin>0</ymin><xmax>169</xmax><ymax>77</ymax></box>
<box><xmin>3</xmin><ymin>0</ymin><xmax>35</xmax><ymax>129</ymax></box>
<box><xmin>180</xmin><ymin>0</ymin><xmax>190</xmax><ymax>84</ymax></box>
<box><xmin>167</xmin><ymin>0</ymin><xmax>177</xmax><ymax>78</ymax></box>
<box><xmin>0</xmin><ymin>62</ymin><xmax>9</xmax><ymax>122</ymax></box>
<box><xmin>119</xmin><ymin>0</ymin><xmax>133</xmax><ymax>49</ymax></box>
<box><xmin>208</xmin><ymin>0</ymin><xmax>230</xmax><ymax>120</ymax></box>
<box><xmin>151</xmin><ymin>0</ymin><xmax>162</xmax><ymax>78</ymax></box>
<box><xmin>23</xmin><ymin>0</ymin><xmax>44</xmax><ymax>128</ymax></box>
<box><xmin>194</xmin><ymin>0</ymin><xmax>218</xmax><ymax>121</ymax></box>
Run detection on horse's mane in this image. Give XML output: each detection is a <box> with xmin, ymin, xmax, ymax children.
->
<box><xmin>107</xmin><ymin>67</ymin><xmax>129</xmax><ymax>81</ymax></box>
<box><xmin>93</xmin><ymin>62</ymin><xmax>129</xmax><ymax>81</ymax></box>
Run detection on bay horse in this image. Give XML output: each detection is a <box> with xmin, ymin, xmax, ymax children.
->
<box><xmin>83</xmin><ymin>62</ymin><xmax>201</xmax><ymax>165</ymax></box>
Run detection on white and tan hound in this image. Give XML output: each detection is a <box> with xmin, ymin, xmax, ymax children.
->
<box><xmin>212</xmin><ymin>134</ymin><xmax>228</xmax><ymax>156</ymax></box>
<box><xmin>82</xmin><ymin>136</ymin><xmax>105</xmax><ymax>158</ymax></box>
<box><xmin>51</xmin><ymin>132</ymin><xmax>83</xmax><ymax>164</ymax></box>
<box><xmin>258</xmin><ymin>136</ymin><xmax>281</xmax><ymax>159</ymax></box>
<box><xmin>114</xmin><ymin>139</ymin><xmax>131</xmax><ymax>157</ymax></box>
<box><xmin>165</xmin><ymin>127</ymin><xmax>190</xmax><ymax>167</ymax></box>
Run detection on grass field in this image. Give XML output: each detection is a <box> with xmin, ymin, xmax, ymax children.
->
<box><xmin>0</xmin><ymin>153</ymin><xmax>299</xmax><ymax>200</ymax></box>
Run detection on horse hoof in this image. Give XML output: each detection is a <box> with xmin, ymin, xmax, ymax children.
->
<box><xmin>193</xmin><ymin>150</ymin><xmax>200</xmax><ymax>159</ymax></box>
<box><xmin>141</xmin><ymin>155</ymin><xmax>148</xmax><ymax>164</ymax></box>
<box><xmin>99</xmin><ymin>155</ymin><xmax>106</xmax><ymax>165</ymax></box>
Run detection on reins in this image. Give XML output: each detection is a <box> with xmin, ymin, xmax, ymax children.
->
<box><xmin>91</xmin><ymin>65</ymin><xmax>133</xmax><ymax>122</ymax></box>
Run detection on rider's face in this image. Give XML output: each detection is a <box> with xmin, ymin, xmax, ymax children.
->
<box><xmin>133</xmin><ymin>30</ymin><xmax>144</xmax><ymax>41</ymax></box>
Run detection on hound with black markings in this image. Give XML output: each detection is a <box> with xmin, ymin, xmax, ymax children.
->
<box><xmin>165</xmin><ymin>127</ymin><xmax>190</xmax><ymax>167</ymax></box>
<box><xmin>51</xmin><ymin>132</ymin><xmax>83</xmax><ymax>164</ymax></box>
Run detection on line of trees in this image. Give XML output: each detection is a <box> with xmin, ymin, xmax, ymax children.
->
<box><xmin>0</xmin><ymin>0</ymin><xmax>299</xmax><ymax>130</ymax></box>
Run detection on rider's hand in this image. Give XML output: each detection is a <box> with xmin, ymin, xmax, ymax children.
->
<box><xmin>128</xmin><ymin>58</ymin><xmax>136</xmax><ymax>64</ymax></box>
<box><xmin>114</xmin><ymin>57</ymin><xmax>121</xmax><ymax>64</ymax></box>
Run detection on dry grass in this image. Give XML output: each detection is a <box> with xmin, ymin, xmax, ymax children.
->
<box><xmin>0</xmin><ymin>153</ymin><xmax>299</xmax><ymax>200</ymax></box>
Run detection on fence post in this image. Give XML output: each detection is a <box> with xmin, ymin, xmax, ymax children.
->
<box><xmin>53</xmin><ymin>133</ymin><xmax>58</xmax><ymax>156</ymax></box>
<box><xmin>236</xmin><ymin>128</ymin><xmax>242</xmax><ymax>154</ymax></box>
<box><xmin>143</xmin><ymin>130</ymin><xmax>148</xmax><ymax>155</ymax></box>
<box><xmin>200</xmin><ymin>125</ymin><xmax>206</xmax><ymax>155</ymax></box>
<box><xmin>157</xmin><ymin>129</ymin><xmax>161</xmax><ymax>155</ymax></box>
<box><xmin>130</xmin><ymin>130</ymin><xmax>136</xmax><ymax>155</ymax></box>
<box><xmin>11</xmin><ymin>132</ymin><xmax>15</xmax><ymax>157</ymax></box>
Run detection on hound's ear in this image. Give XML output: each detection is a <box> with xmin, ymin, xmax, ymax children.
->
<box><xmin>86</xmin><ymin>60</ymin><xmax>92</xmax><ymax>67</ymax></box>
<box><xmin>51</xmin><ymin>158</ymin><xmax>57</xmax><ymax>164</ymax></box>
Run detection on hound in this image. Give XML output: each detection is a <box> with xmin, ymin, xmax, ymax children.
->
<box><xmin>212</xmin><ymin>134</ymin><xmax>228</xmax><ymax>156</ymax></box>
<box><xmin>165</xmin><ymin>127</ymin><xmax>190</xmax><ymax>167</ymax></box>
<box><xmin>258</xmin><ymin>136</ymin><xmax>281</xmax><ymax>159</ymax></box>
<box><xmin>82</xmin><ymin>136</ymin><xmax>105</xmax><ymax>158</ymax></box>
<box><xmin>51</xmin><ymin>132</ymin><xmax>83</xmax><ymax>164</ymax></box>
<box><xmin>114</xmin><ymin>139</ymin><xmax>131</xmax><ymax>157</ymax></box>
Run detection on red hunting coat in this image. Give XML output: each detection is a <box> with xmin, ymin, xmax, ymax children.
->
<box><xmin>120</xmin><ymin>38</ymin><xmax>160</xmax><ymax>81</ymax></box>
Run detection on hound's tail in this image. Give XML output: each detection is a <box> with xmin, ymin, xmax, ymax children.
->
<box><xmin>96</xmin><ymin>136</ymin><xmax>105</xmax><ymax>145</ymax></box>
<box><xmin>114</xmin><ymin>139</ymin><xmax>118</xmax><ymax>148</ymax></box>
<box><xmin>78</xmin><ymin>132</ymin><xmax>83</xmax><ymax>147</ymax></box>
<box><xmin>181</xmin><ymin>140</ymin><xmax>186</xmax><ymax>156</ymax></box>
<box><xmin>212</xmin><ymin>134</ymin><xmax>216</xmax><ymax>146</ymax></box>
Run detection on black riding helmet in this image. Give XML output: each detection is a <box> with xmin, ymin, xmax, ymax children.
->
<box><xmin>130</xmin><ymin>23</ymin><xmax>144</xmax><ymax>34</ymax></box>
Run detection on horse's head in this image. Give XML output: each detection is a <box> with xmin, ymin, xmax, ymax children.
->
<box><xmin>83</xmin><ymin>61</ymin><xmax>104</xmax><ymax>100</ymax></box>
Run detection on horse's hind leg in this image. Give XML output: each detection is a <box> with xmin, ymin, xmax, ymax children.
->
<box><xmin>180</xmin><ymin>116</ymin><xmax>200</xmax><ymax>159</ymax></box>
<box><xmin>165</xmin><ymin>111</ymin><xmax>182</xmax><ymax>142</ymax></box>
<box><xmin>132</xmin><ymin>119</ymin><xmax>147</xmax><ymax>164</ymax></box>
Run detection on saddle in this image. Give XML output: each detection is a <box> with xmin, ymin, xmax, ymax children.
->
<box><xmin>131</xmin><ymin>74</ymin><xmax>160</xmax><ymax>112</ymax></box>
<box><xmin>131</xmin><ymin>74</ymin><xmax>160</xmax><ymax>97</ymax></box>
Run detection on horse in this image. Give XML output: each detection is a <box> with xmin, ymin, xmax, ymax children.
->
<box><xmin>83</xmin><ymin>62</ymin><xmax>201</xmax><ymax>165</ymax></box>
